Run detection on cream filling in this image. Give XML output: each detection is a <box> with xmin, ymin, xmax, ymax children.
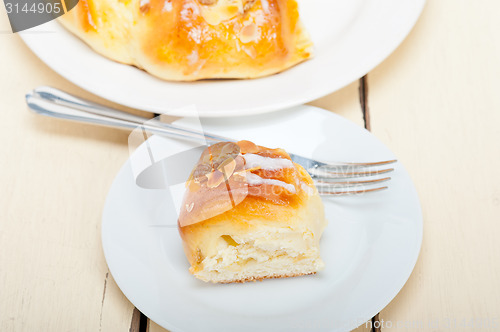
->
<box><xmin>200</xmin><ymin>229</ymin><xmax>321</xmax><ymax>273</ymax></box>
<box><xmin>245</xmin><ymin>173</ymin><xmax>296</xmax><ymax>194</ymax></box>
<box><xmin>243</xmin><ymin>153</ymin><xmax>294</xmax><ymax>170</ymax></box>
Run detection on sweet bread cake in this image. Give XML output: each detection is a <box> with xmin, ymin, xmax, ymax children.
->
<box><xmin>59</xmin><ymin>0</ymin><xmax>313</xmax><ymax>81</ymax></box>
<box><xmin>178</xmin><ymin>141</ymin><xmax>327</xmax><ymax>283</ymax></box>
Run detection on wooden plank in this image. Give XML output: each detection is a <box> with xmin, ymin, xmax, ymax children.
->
<box><xmin>367</xmin><ymin>0</ymin><xmax>500</xmax><ymax>330</ymax></box>
<box><xmin>0</xmin><ymin>15</ymin><xmax>140</xmax><ymax>331</ymax></box>
<box><xmin>308</xmin><ymin>81</ymin><xmax>365</xmax><ymax>127</ymax></box>
<box><xmin>0</xmin><ymin>7</ymin><xmax>370</xmax><ymax>331</ymax></box>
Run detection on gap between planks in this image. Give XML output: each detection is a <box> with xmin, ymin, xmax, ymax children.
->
<box><xmin>359</xmin><ymin>75</ymin><xmax>381</xmax><ymax>332</ymax></box>
<box><xmin>359</xmin><ymin>75</ymin><xmax>371</xmax><ymax>132</ymax></box>
<box><xmin>129</xmin><ymin>305</ymin><xmax>148</xmax><ymax>332</ymax></box>
<box><xmin>99</xmin><ymin>272</ymin><xmax>109</xmax><ymax>332</ymax></box>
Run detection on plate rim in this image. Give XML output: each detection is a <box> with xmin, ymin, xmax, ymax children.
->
<box><xmin>19</xmin><ymin>0</ymin><xmax>426</xmax><ymax>117</ymax></box>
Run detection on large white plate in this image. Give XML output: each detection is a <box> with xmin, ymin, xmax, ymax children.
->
<box><xmin>102</xmin><ymin>105</ymin><xmax>422</xmax><ymax>332</ymax></box>
<box><xmin>20</xmin><ymin>0</ymin><xmax>425</xmax><ymax>117</ymax></box>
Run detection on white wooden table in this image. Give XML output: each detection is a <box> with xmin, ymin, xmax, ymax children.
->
<box><xmin>1</xmin><ymin>0</ymin><xmax>499</xmax><ymax>331</ymax></box>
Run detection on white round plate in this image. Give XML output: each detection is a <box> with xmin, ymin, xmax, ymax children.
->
<box><xmin>102</xmin><ymin>105</ymin><xmax>422</xmax><ymax>332</ymax></box>
<box><xmin>20</xmin><ymin>0</ymin><xmax>425</xmax><ymax>117</ymax></box>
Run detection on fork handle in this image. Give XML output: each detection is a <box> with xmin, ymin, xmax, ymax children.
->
<box><xmin>26</xmin><ymin>86</ymin><xmax>233</xmax><ymax>145</ymax></box>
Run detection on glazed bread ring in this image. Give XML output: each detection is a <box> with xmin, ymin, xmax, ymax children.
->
<box><xmin>59</xmin><ymin>0</ymin><xmax>313</xmax><ymax>81</ymax></box>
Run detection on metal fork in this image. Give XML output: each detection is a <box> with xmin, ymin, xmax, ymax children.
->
<box><xmin>25</xmin><ymin>86</ymin><xmax>396</xmax><ymax>196</ymax></box>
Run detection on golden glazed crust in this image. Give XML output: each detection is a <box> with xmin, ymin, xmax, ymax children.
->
<box><xmin>177</xmin><ymin>141</ymin><xmax>327</xmax><ymax>283</ymax></box>
<box><xmin>59</xmin><ymin>0</ymin><xmax>313</xmax><ymax>81</ymax></box>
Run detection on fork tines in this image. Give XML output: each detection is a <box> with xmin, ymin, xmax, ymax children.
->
<box><xmin>310</xmin><ymin>160</ymin><xmax>396</xmax><ymax>196</ymax></box>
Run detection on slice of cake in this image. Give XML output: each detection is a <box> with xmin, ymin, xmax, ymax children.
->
<box><xmin>178</xmin><ymin>140</ymin><xmax>327</xmax><ymax>283</ymax></box>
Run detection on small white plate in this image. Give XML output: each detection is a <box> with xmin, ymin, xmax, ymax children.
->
<box><xmin>102</xmin><ymin>105</ymin><xmax>422</xmax><ymax>332</ymax></box>
<box><xmin>20</xmin><ymin>0</ymin><xmax>425</xmax><ymax>117</ymax></box>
